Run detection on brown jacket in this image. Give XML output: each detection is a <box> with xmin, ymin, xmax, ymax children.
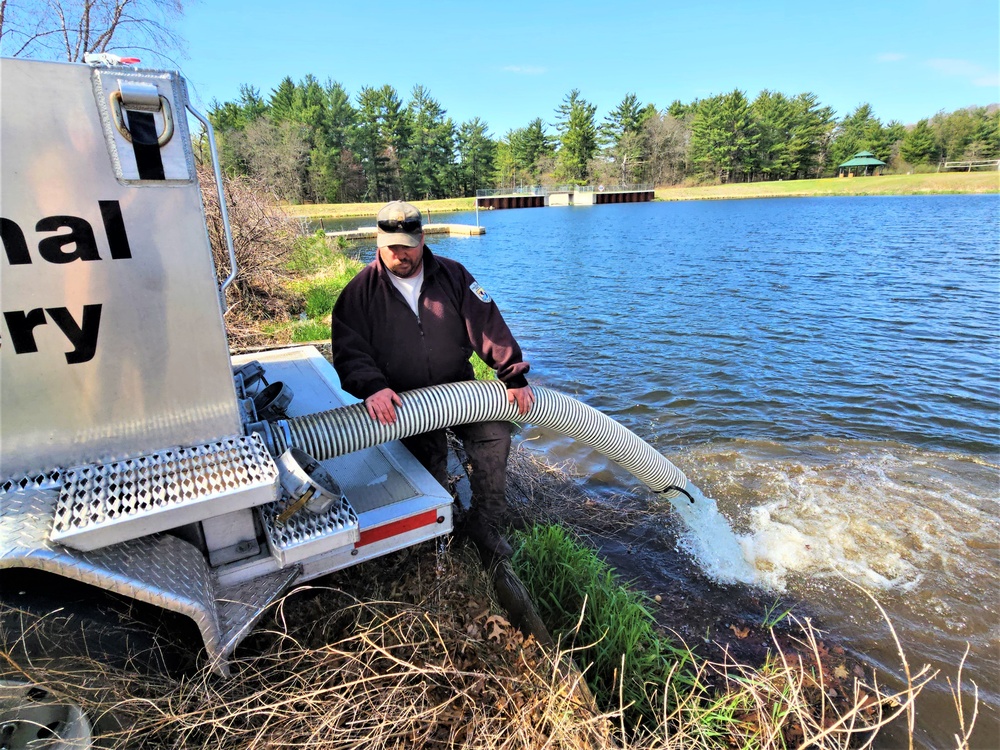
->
<box><xmin>331</xmin><ymin>246</ymin><xmax>530</xmax><ymax>400</ymax></box>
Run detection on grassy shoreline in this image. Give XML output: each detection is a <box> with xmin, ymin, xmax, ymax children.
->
<box><xmin>283</xmin><ymin>171</ymin><xmax>997</xmax><ymax>219</ymax></box>
<box><xmin>47</xmin><ymin>452</ymin><xmax>937</xmax><ymax>749</ymax></box>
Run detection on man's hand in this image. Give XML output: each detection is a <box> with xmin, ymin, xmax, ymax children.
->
<box><xmin>506</xmin><ymin>385</ymin><xmax>535</xmax><ymax>416</ymax></box>
<box><xmin>365</xmin><ymin>388</ymin><xmax>403</xmax><ymax>425</ymax></box>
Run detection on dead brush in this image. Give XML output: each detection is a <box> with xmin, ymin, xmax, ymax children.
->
<box><xmin>0</xmin><ymin>545</ymin><xmax>972</xmax><ymax>750</ymax></box>
<box><xmin>651</xmin><ymin>614</ymin><xmax>935</xmax><ymax>750</ymax></box>
<box><xmin>97</xmin><ymin>543</ymin><xmax>612</xmax><ymax>749</ymax></box>
<box><xmin>197</xmin><ymin>164</ymin><xmax>303</xmax><ymax>349</ymax></box>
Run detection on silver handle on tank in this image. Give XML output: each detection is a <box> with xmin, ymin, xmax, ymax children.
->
<box><xmin>186</xmin><ymin>104</ymin><xmax>238</xmax><ymax>293</ymax></box>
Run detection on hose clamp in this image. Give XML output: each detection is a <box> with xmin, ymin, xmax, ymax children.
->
<box><xmin>274</xmin><ymin>447</ymin><xmax>344</xmax><ymax>523</ymax></box>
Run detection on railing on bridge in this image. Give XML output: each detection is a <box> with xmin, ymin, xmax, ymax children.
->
<box><xmin>475</xmin><ymin>183</ymin><xmax>656</xmax><ymax>210</ymax></box>
<box><xmin>476</xmin><ymin>186</ymin><xmax>549</xmax><ymax>197</ymax></box>
<box><xmin>575</xmin><ymin>183</ymin><xmax>655</xmax><ymax>193</ymax></box>
<box><xmin>940</xmin><ymin>160</ymin><xmax>1000</xmax><ymax>171</ymax></box>
<box><xmin>476</xmin><ymin>183</ymin><xmax>655</xmax><ymax>197</ymax></box>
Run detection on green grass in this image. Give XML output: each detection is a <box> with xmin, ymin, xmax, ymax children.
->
<box><xmin>762</xmin><ymin>598</ymin><xmax>793</xmax><ymax>629</ymax></box>
<box><xmin>290</xmin><ymin>319</ymin><xmax>333</xmax><ymax>343</ymax></box>
<box><xmin>286</xmin><ymin>232</ymin><xmax>358</xmax><ymax>274</ymax></box>
<box><xmin>470</xmin><ymin>353</ymin><xmax>494</xmax><ymax>381</ymax></box>
<box><xmin>512</xmin><ymin>524</ymin><xmax>695</xmax><ymax>729</ymax></box>
<box><xmin>655</xmin><ymin>171</ymin><xmax>997</xmax><ymax>202</ymax></box>
<box><xmin>270</xmin><ymin>233</ymin><xmax>364</xmax><ymax>342</ymax></box>
<box><xmin>285</xmin><ymin>197</ymin><xmax>477</xmax><ymax>220</ymax></box>
<box><xmin>289</xmin><ymin>277</ymin><xmax>345</xmax><ymax>319</ymax></box>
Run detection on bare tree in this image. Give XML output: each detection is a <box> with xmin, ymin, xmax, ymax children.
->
<box><xmin>231</xmin><ymin>118</ymin><xmax>312</xmax><ymax>204</ymax></box>
<box><xmin>1</xmin><ymin>0</ymin><xmax>184</xmax><ymax>63</ymax></box>
<box><xmin>643</xmin><ymin>114</ymin><xmax>691</xmax><ymax>186</ymax></box>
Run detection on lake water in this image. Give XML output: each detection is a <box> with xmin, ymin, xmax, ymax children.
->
<box><xmin>338</xmin><ymin>195</ymin><xmax>1000</xmax><ymax>748</ymax></box>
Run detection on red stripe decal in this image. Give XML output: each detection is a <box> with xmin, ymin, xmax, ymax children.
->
<box><xmin>356</xmin><ymin>510</ymin><xmax>440</xmax><ymax>547</ymax></box>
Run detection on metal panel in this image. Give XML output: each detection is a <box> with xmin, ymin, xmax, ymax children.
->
<box><xmin>297</xmin><ymin>502</ymin><xmax>452</xmax><ymax>581</ymax></box>
<box><xmin>0</xmin><ymin>58</ymin><xmax>240</xmax><ymax>479</ymax></box>
<box><xmin>0</xmin><ymin>486</ymin><xmax>223</xmax><ymax>664</ymax></box>
<box><xmin>0</xmin><ymin>484</ymin><xmax>300</xmax><ymax>674</ymax></box>
<box><xmin>50</xmin><ymin>434</ymin><xmax>278</xmax><ymax>551</ymax></box>
<box><xmin>325</xmin><ymin>449</ymin><xmax>418</xmax><ymax>512</ymax></box>
<box><xmin>214</xmin><ymin>568</ymin><xmax>300</xmax><ymax>662</ymax></box>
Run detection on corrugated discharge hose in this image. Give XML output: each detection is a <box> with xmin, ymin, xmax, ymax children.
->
<box><xmin>271</xmin><ymin>379</ymin><xmax>689</xmax><ymax>500</ymax></box>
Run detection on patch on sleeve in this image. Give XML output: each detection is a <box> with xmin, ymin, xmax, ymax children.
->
<box><xmin>469</xmin><ymin>281</ymin><xmax>492</xmax><ymax>303</ymax></box>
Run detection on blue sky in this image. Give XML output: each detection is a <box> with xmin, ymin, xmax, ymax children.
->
<box><xmin>176</xmin><ymin>0</ymin><xmax>999</xmax><ymax>137</ymax></box>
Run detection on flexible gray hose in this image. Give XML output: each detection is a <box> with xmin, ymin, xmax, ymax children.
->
<box><xmin>272</xmin><ymin>380</ymin><xmax>688</xmax><ymax>499</ymax></box>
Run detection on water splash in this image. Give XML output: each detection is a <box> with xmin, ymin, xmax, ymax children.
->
<box><xmin>673</xmin><ymin>439</ymin><xmax>999</xmax><ymax>596</ymax></box>
<box><xmin>660</xmin><ymin>483</ymin><xmax>759</xmax><ymax>585</ymax></box>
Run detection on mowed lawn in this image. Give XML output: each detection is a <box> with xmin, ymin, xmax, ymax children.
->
<box><xmin>283</xmin><ymin>171</ymin><xmax>998</xmax><ymax>220</ymax></box>
<box><xmin>654</xmin><ymin>171</ymin><xmax>998</xmax><ymax>201</ymax></box>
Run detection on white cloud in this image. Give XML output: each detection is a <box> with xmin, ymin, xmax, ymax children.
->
<box><xmin>877</xmin><ymin>53</ymin><xmax>906</xmax><ymax>62</ymax></box>
<box><xmin>925</xmin><ymin>58</ymin><xmax>1000</xmax><ymax>87</ymax></box>
<box><xmin>501</xmin><ymin>65</ymin><xmax>547</xmax><ymax>75</ymax></box>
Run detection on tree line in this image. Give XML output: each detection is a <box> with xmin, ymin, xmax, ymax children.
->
<box><xmin>208</xmin><ymin>77</ymin><xmax>999</xmax><ymax>205</ymax></box>
<box><xmin>2</xmin><ymin>0</ymin><xmax>997</xmax><ymax>205</ymax></box>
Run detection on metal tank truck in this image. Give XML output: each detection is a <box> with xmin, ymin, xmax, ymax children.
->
<box><xmin>0</xmin><ymin>57</ymin><xmax>691</xmax><ymax>748</ymax></box>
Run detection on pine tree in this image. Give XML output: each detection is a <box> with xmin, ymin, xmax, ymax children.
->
<box><xmin>509</xmin><ymin>118</ymin><xmax>555</xmax><ymax>182</ymax></box>
<box><xmin>751</xmin><ymin>90</ymin><xmax>794</xmax><ymax>180</ymax></box>
<box><xmin>603</xmin><ymin>93</ymin><xmax>650</xmax><ymax>183</ymax></box>
<box><xmin>308</xmin><ymin>80</ymin><xmax>358</xmax><ymax>203</ymax></box>
<box><xmin>900</xmin><ymin>120</ymin><xmax>938</xmax><ymax>165</ymax></box>
<box><xmin>401</xmin><ymin>85</ymin><xmax>456</xmax><ymax>199</ymax></box>
<box><xmin>787</xmin><ymin>93</ymin><xmax>835</xmax><ymax>178</ymax></box>
<box><xmin>355</xmin><ymin>85</ymin><xmax>408</xmax><ymax>201</ymax></box>
<box><xmin>268</xmin><ymin>77</ymin><xmax>298</xmax><ymax>123</ymax></box>
<box><xmin>690</xmin><ymin>90</ymin><xmax>758</xmax><ymax>182</ymax></box>
<box><xmin>554</xmin><ymin>89</ymin><xmax>598</xmax><ymax>183</ymax></box>
<box><xmin>456</xmin><ymin>118</ymin><xmax>496</xmax><ymax>197</ymax></box>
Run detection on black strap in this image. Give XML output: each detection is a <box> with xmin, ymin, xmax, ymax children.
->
<box><xmin>126</xmin><ymin>109</ymin><xmax>166</xmax><ymax>180</ymax></box>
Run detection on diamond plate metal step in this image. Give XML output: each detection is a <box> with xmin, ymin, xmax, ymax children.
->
<box><xmin>1</xmin><ymin>486</ymin><xmax>224</xmax><ymax>664</ymax></box>
<box><xmin>1</xmin><ymin>486</ymin><xmax>302</xmax><ymax>676</ymax></box>
<box><xmin>260</xmin><ymin>492</ymin><xmax>359</xmax><ymax>566</ymax></box>
<box><xmin>50</xmin><ymin>434</ymin><xmax>278</xmax><ymax>551</ymax></box>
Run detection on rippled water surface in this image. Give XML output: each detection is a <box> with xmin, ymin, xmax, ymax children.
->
<box><xmin>352</xmin><ymin>195</ymin><xmax>1000</xmax><ymax>748</ymax></box>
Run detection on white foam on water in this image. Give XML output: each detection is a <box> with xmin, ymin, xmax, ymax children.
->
<box><xmin>674</xmin><ymin>439</ymin><xmax>999</xmax><ymax>598</ymax></box>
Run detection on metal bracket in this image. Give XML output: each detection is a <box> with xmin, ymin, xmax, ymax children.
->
<box><xmin>110</xmin><ymin>89</ymin><xmax>174</xmax><ymax>146</ymax></box>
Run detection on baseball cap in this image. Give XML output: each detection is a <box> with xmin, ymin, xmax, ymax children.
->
<box><xmin>376</xmin><ymin>201</ymin><xmax>423</xmax><ymax>248</ymax></box>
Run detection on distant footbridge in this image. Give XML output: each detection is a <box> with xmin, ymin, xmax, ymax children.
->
<box><xmin>476</xmin><ymin>184</ymin><xmax>654</xmax><ymax>210</ymax></box>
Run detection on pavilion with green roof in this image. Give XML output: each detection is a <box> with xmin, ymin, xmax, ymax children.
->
<box><xmin>837</xmin><ymin>150</ymin><xmax>886</xmax><ymax>177</ymax></box>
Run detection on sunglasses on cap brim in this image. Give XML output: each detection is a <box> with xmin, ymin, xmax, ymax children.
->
<box><xmin>377</xmin><ymin>218</ymin><xmax>422</xmax><ymax>233</ymax></box>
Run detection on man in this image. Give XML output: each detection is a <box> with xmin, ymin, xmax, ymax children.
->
<box><xmin>331</xmin><ymin>200</ymin><xmax>534</xmax><ymax>562</ymax></box>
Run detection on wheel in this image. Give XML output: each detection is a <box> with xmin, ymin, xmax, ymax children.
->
<box><xmin>1</xmin><ymin>569</ymin><xmax>199</xmax><ymax>749</ymax></box>
<box><xmin>0</xmin><ymin>680</ymin><xmax>95</xmax><ymax>750</ymax></box>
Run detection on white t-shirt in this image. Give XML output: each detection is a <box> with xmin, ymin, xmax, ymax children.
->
<box><xmin>387</xmin><ymin>266</ymin><xmax>424</xmax><ymax>317</ymax></box>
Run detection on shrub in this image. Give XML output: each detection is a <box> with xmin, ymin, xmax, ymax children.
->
<box><xmin>199</xmin><ymin>165</ymin><xmax>302</xmax><ymax>349</ymax></box>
